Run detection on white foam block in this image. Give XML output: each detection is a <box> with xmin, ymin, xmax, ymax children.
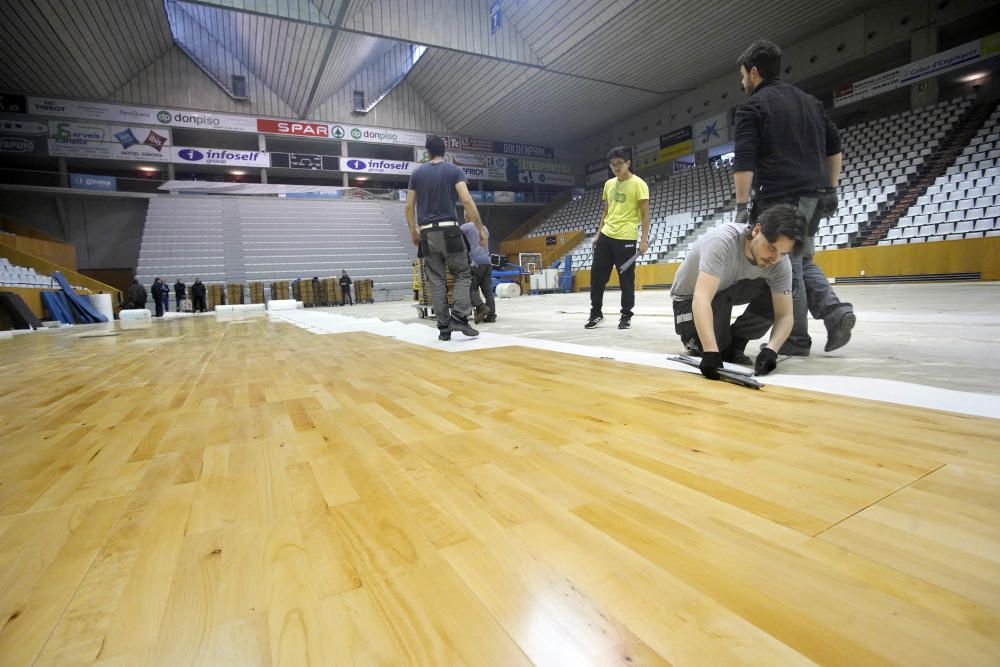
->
<box><xmin>119</xmin><ymin>309</ymin><xmax>152</xmax><ymax>320</ymax></box>
<box><xmin>267</xmin><ymin>299</ymin><xmax>298</xmax><ymax>311</ymax></box>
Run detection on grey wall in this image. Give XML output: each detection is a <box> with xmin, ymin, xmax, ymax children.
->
<box><xmin>0</xmin><ymin>193</ymin><xmax>148</xmax><ymax>269</ymax></box>
<box><xmin>580</xmin><ymin>0</ymin><xmax>1000</xmax><ymax>163</ymax></box>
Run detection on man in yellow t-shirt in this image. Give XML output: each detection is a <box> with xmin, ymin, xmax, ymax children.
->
<box><xmin>586</xmin><ymin>146</ymin><xmax>650</xmax><ymax>329</ymax></box>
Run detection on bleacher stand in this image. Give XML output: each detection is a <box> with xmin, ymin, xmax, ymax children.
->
<box><xmin>883</xmin><ymin>102</ymin><xmax>1000</xmax><ymax>245</ymax></box>
<box><xmin>817</xmin><ymin>95</ymin><xmax>975</xmax><ymax>249</ymax></box>
<box><xmin>0</xmin><ymin>258</ymin><xmax>55</xmax><ymax>288</ymax></box>
<box><xmin>531</xmin><ymin>161</ymin><xmax>735</xmax><ymax>270</ymax></box>
<box><xmin>525</xmin><ymin>95</ymin><xmax>995</xmax><ymax>265</ymax></box>
<box><xmin>136</xmin><ymin>196</ymin><xmax>417</xmax><ymax>303</ymax></box>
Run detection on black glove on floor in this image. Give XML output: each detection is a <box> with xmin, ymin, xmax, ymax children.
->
<box><xmin>755</xmin><ymin>347</ymin><xmax>778</xmax><ymax>376</ymax></box>
<box><xmin>699</xmin><ymin>351</ymin><xmax>723</xmax><ymax>380</ymax></box>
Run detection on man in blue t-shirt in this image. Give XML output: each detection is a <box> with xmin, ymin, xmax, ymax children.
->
<box><xmin>407</xmin><ymin>135</ymin><xmax>488</xmax><ymax>340</ymax></box>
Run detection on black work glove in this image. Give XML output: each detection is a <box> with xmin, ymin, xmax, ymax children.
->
<box><xmin>735</xmin><ymin>202</ymin><xmax>750</xmax><ymax>227</ymax></box>
<box><xmin>754</xmin><ymin>347</ymin><xmax>778</xmax><ymax>376</ymax></box>
<box><xmin>817</xmin><ymin>186</ymin><xmax>838</xmax><ymax>219</ymax></box>
<box><xmin>699</xmin><ymin>352</ymin><xmax>723</xmax><ymax>380</ymax></box>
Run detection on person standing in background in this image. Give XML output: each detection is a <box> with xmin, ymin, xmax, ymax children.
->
<box><xmin>174</xmin><ymin>278</ymin><xmax>186</xmax><ymax>311</ymax></box>
<box><xmin>587</xmin><ymin>146</ymin><xmax>650</xmax><ymax>330</ymax></box>
<box><xmin>191</xmin><ymin>278</ymin><xmax>207</xmax><ymax>313</ymax></box>
<box><xmin>339</xmin><ymin>270</ymin><xmax>353</xmax><ymax>306</ymax></box>
<box><xmin>151</xmin><ymin>277</ymin><xmax>167</xmax><ymax>317</ymax></box>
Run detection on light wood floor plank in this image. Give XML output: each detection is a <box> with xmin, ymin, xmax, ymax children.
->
<box><xmin>0</xmin><ymin>316</ymin><xmax>997</xmax><ymax>665</ymax></box>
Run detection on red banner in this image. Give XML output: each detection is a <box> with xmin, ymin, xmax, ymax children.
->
<box><xmin>256</xmin><ymin>119</ymin><xmax>330</xmax><ymax>137</ymax></box>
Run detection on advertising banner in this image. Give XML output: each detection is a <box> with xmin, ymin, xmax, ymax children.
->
<box><xmin>332</xmin><ymin>124</ymin><xmax>426</xmax><ymax>146</ymax></box>
<box><xmin>443</xmin><ymin>135</ymin><xmax>555</xmax><ymax>159</ymax></box>
<box><xmin>256</xmin><ymin>119</ymin><xmax>331</xmax><ymax>138</ymax></box>
<box><xmin>47</xmin><ymin>121</ymin><xmax>170</xmax><ymax>161</ymax></box>
<box><xmin>0</xmin><ymin>94</ymin><xmax>27</xmax><ymax>114</ymax></box>
<box><xmin>517</xmin><ymin>157</ymin><xmax>573</xmax><ymax>174</ymax></box>
<box><xmin>172</xmin><ymin>147</ymin><xmax>270</xmax><ymax>167</ymax></box>
<box><xmin>834</xmin><ymin>32</ymin><xmax>1000</xmax><ymax>107</ymax></box>
<box><xmin>341</xmin><ymin>157</ymin><xmax>415</xmax><ymax>175</ymax></box>
<box><xmin>633</xmin><ymin>136</ymin><xmax>661</xmax><ymax>169</ymax></box>
<box><xmin>0</xmin><ymin>117</ymin><xmax>48</xmax><ymax>156</ymax></box>
<box><xmin>110</xmin><ymin>125</ymin><xmax>170</xmax><ymax>161</ymax></box>
<box><xmin>69</xmin><ymin>173</ymin><xmax>117</xmax><ymax>191</ymax></box>
<box><xmin>658</xmin><ymin>126</ymin><xmax>693</xmax><ymax>162</ymax></box>
<box><xmin>47</xmin><ymin>120</ymin><xmax>110</xmax><ymax>158</ymax></box>
<box><xmin>460</xmin><ymin>165</ymin><xmax>508</xmax><ymax>181</ymax></box>
<box><xmin>28</xmin><ymin>97</ymin><xmax>257</xmax><ymax>132</ymax></box>
<box><xmin>692</xmin><ymin>111</ymin><xmax>731</xmax><ymax>150</ymax></box>
<box><xmin>518</xmin><ymin>170</ymin><xmax>575</xmax><ymax>186</ymax></box>
<box><xmin>493</xmin><ymin>191</ymin><xmax>515</xmax><ymax>203</ymax></box>
<box><xmin>585</xmin><ymin>158</ymin><xmax>608</xmax><ymax>187</ymax></box>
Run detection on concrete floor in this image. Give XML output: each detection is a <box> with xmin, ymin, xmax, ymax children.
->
<box><xmin>323</xmin><ymin>282</ymin><xmax>1000</xmax><ymax>396</ymax></box>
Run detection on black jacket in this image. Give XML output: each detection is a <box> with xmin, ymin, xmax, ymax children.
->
<box><xmin>734</xmin><ymin>79</ymin><xmax>842</xmax><ymax>202</ymax></box>
<box><xmin>174</xmin><ymin>282</ymin><xmax>186</xmax><ymax>300</ymax></box>
<box><xmin>191</xmin><ymin>282</ymin><xmax>207</xmax><ymax>298</ymax></box>
<box><xmin>151</xmin><ymin>281</ymin><xmax>167</xmax><ymax>299</ymax></box>
<box><xmin>126</xmin><ymin>283</ymin><xmax>147</xmax><ymax>307</ymax></box>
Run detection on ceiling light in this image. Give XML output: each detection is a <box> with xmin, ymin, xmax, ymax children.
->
<box><xmin>959</xmin><ymin>71</ymin><xmax>988</xmax><ymax>83</ymax></box>
<box><xmin>138</xmin><ymin>166</ymin><xmax>158</xmax><ymax>172</ymax></box>
<box><xmin>230</xmin><ymin>170</ymin><xmax>246</xmax><ymax>176</ymax></box>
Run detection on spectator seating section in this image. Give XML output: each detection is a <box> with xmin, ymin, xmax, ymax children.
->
<box><xmin>533</xmin><ymin>161</ymin><xmax>735</xmax><ymax>270</ymax></box>
<box><xmin>880</xmin><ymin>104</ymin><xmax>1000</xmax><ymax>245</ymax></box>
<box><xmin>815</xmin><ymin>95</ymin><xmax>974</xmax><ymax>249</ymax></box>
<box><xmin>136</xmin><ymin>197</ymin><xmax>417</xmax><ymax>300</ymax></box>
<box><xmin>0</xmin><ymin>257</ymin><xmax>55</xmax><ymax>288</ymax></box>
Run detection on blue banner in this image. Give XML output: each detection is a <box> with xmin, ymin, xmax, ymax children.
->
<box><xmin>69</xmin><ymin>173</ymin><xmax>117</xmax><ymax>191</ymax></box>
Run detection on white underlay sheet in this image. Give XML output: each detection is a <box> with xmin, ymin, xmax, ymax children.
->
<box><xmin>271</xmin><ymin>310</ymin><xmax>999</xmax><ymax>420</ymax></box>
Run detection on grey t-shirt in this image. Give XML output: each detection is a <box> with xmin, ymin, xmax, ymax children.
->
<box><xmin>670</xmin><ymin>222</ymin><xmax>792</xmax><ymax>299</ymax></box>
<box><xmin>408</xmin><ymin>161</ymin><xmax>467</xmax><ymax>225</ymax></box>
<box><xmin>461</xmin><ymin>222</ymin><xmax>491</xmax><ymax>264</ymax></box>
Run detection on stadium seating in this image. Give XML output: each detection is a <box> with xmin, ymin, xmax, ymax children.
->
<box><xmin>881</xmin><ymin>103</ymin><xmax>1000</xmax><ymax>245</ymax></box>
<box><xmin>0</xmin><ymin>257</ymin><xmax>55</xmax><ymax>288</ymax></box>
<box><xmin>136</xmin><ymin>196</ymin><xmax>417</xmax><ymax>301</ymax></box>
<box><xmin>535</xmin><ymin>161</ymin><xmax>735</xmax><ymax>270</ymax></box>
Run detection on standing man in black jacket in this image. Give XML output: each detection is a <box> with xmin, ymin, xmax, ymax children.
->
<box><xmin>339</xmin><ymin>270</ymin><xmax>353</xmax><ymax>306</ymax></box>
<box><xmin>150</xmin><ymin>277</ymin><xmax>167</xmax><ymax>317</ymax></box>
<box><xmin>732</xmin><ymin>39</ymin><xmax>855</xmax><ymax>357</ymax></box>
<box><xmin>191</xmin><ymin>278</ymin><xmax>207</xmax><ymax>313</ymax></box>
<box><xmin>174</xmin><ymin>278</ymin><xmax>187</xmax><ymax>311</ymax></box>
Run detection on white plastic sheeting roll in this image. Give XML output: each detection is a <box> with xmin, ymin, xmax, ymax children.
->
<box><xmin>267</xmin><ymin>299</ymin><xmax>299</xmax><ymax>311</ymax></box>
<box><xmin>87</xmin><ymin>293</ymin><xmax>114</xmax><ymax>321</ymax></box>
<box><xmin>496</xmin><ymin>282</ymin><xmax>521</xmax><ymax>298</ymax></box>
<box><xmin>118</xmin><ymin>308</ymin><xmax>152</xmax><ymax>320</ymax></box>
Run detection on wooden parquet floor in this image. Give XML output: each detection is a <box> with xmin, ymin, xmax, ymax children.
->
<box><xmin>0</xmin><ymin>315</ymin><xmax>998</xmax><ymax>666</ymax></box>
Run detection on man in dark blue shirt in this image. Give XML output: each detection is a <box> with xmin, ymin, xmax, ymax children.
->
<box><xmin>733</xmin><ymin>39</ymin><xmax>855</xmax><ymax>357</ymax></box>
<box><xmin>406</xmin><ymin>135</ymin><xmax>488</xmax><ymax>340</ymax></box>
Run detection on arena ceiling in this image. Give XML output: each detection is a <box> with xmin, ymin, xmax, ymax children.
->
<box><xmin>1</xmin><ymin>0</ymin><xmax>892</xmax><ymax>146</ymax></box>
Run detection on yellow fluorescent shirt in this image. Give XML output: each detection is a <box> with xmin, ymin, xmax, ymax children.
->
<box><xmin>601</xmin><ymin>174</ymin><xmax>649</xmax><ymax>240</ymax></box>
